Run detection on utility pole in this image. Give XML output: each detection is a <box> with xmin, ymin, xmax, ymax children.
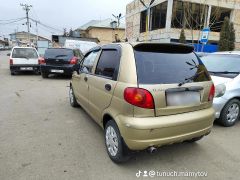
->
<box><xmin>112</xmin><ymin>13</ymin><xmax>122</xmax><ymax>42</ymax></box>
<box><xmin>20</xmin><ymin>3</ymin><xmax>32</xmax><ymax>45</ymax></box>
<box><xmin>35</xmin><ymin>21</ymin><xmax>39</xmax><ymax>42</ymax></box>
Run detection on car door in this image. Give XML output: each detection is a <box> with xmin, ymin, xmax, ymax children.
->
<box><xmin>72</xmin><ymin>49</ymin><xmax>100</xmax><ymax>110</ymax></box>
<box><xmin>87</xmin><ymin>46</ymin><xmax>121</xmax><ymax>123</ymax></box>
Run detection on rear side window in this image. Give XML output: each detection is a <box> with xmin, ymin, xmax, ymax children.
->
<box><xmin>95</xmin><ymin>50</ymin><xmax>120</xmax><ymax>80</ymax></box>
<box><xmin>12</xmin><ymin>48</ymin><xmax>38</xmax><ymax>59</ymax></box>
<box><xmin>134</xmin><ymin>48</ymin><xmax>211</xmax><ymax>84</ymax></box>
<box><xmin>44</xmin><ymin>49</ymin><xmax>73</xmax><ymax>59</ymax></box>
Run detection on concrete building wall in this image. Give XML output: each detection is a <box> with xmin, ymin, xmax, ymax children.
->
<box><xmin>88</xmin><ymin>28</ymin><xmax>125</xmax><ymax>45</ymax></box>
<box><xmin>126</xmin><ymin>0</ymin><xmax>240</xmax><ymax>49</ymax></box>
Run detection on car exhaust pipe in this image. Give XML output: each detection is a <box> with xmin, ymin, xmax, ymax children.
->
<box><xmin>148</xmin><ymin>146</ymin><xmax>157</xmax><ymax>154</ymax></box>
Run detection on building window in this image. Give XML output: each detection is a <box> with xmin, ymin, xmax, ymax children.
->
<box><xmin>171</xmin><ymin>0</ymin><xmax>208</xmax><ymax>30</ymax></box>
<box><xmin>150</xmin><ymin>1</ymin><xmax>167</xmax><ymax>30</ymax></box>
<box><xmin>140</xmin><ymin>10</ymin><xmax>147</xmax><ymax>33</ymax></box>
<box><xmin>210</xmin><ymin>6</ymin><xmax>231</xmax><ymax>32</ymax></box>
<box><xmin>172</xmin><ymin>1</ymin><xmax>184</xmax><ymax>29</ymax></box>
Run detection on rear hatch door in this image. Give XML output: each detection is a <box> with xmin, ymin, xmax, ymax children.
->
<box><xmin>44</xmin><ymin>48</ymin><xmax>74</xmax><ymax>65</ymax></box>
<box><xmin>12</xmin><ymin>48</ymin><xmax>39</xmax><ymax>65</ymax></box>
<box><xmin>134</xmin><ymin>44</ymin><xmax>212</xmax><ymax>116</ymax></box>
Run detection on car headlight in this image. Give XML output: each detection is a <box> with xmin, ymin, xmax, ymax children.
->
<box><xmin>215</xmin><ymin>84</ymin><xmax>226</xmax><ymax>98</ymax></box>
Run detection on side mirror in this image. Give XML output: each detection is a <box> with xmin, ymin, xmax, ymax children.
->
<box><xmin>7</xmin><ymin>53</ymin><xmax>10</xmax><ymax>56</ymax></box>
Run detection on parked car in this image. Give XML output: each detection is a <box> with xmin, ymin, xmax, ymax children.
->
<box><xmin>201</xmin><ymin>52</ymin><xmax>240</xmax><ymax>127</ymax></box>
<box><xmin>9</xmin><ymin>46</ymin><xmax>40</xmax><ymax>75</ymax></box>
<box><xmin>69</xmin><ymin>43</ymin><xmax>215</xmax><ymax>163</ymax></box>
<box><xmin>40</xmin><ymin>48</ymin><xmax>84</xmax><ymax>78</ymax></box>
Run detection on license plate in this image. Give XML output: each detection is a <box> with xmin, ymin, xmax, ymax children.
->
<box><xmin>50</xmin><ymin>69</ymin><xmax>64</xmax><ymax>73</ymax></box>
<box><xmin>20</xmin><ymin>67</ymin><xmax>33</xmax><ymax>70</ymax></box>
<box><xmin>166</xmin><ymin>91</ymin><xmax>200</xmax><ymax>106</ymax></box>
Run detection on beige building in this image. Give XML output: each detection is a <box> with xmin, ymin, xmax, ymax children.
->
<box><xmin>76</xmin><ymin>19</ymin><xmax>125</xmax><ymax>45</ymax></box>
<box><xmin>9</xmin><ymin>31</ymin><xmax>51</xmax><ymax>46</ymax></box>
<box><xmin>126</xmin><ymin>0</ymin><xmax>240</xmax><ymax>49</ymax></box>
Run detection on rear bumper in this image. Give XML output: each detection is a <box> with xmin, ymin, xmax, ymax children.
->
<box><xmin>213</xmin><ymin>97</ymin><xmax>228</xmax><ymax>118</ymax></box>
<box><xmin>10</xmin><ymin>64</ymin><xmax>40</xmax><ymax>72</ymax></box>
<box><xmin>116</xmin><ymin>108</ymin><xmax>215</xmax><ymax>150</ymax></box>
<box><xmin>40</xmin><ymin>64</ymin><xmax>76</xmax><ymax>75</ymax></box>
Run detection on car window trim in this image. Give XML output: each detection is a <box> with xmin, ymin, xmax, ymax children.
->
<box><xmin>80</xmin><ymin>49</ymin><xmax>101</xmax><ymax>74</ymax></box>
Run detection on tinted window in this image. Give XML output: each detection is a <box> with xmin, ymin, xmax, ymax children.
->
<box><xmin>140</xmin><ymin>10</ymin><xmax>147</xmax><ymax>33</ymax></box>
<box><xmin>44</xmin><ymin>49</ymin><xmax>73</xmax><ymax>59</ymax></box>
<box><xmin>201</xmin><ymin>55</ymin><xmax>240</xmax><ymax>72</ymax></box>
<box><xmin>12</xmin><ymin>48</ymin><xmax>38</xmax><ymax>59</ymax></box>
<box><xmin>82</xmin><ymin>50</ymin><xmax>99</xmax><ymax>73</ymax></box>
<box><xmin>150</xmin><ymin>1</ymin><xmax>167</xmax><ymax>30</ymax></box>
<box><xmin>95</xmin><ymin>50</ymin><xmax>120</xmax><ymax>80</ymax></box>
<box><xmin>134</xmin><ymin>49</ymin><xmax>210</xmax><ymax>84</ymax></box>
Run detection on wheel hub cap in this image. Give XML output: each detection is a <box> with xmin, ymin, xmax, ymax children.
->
<box><xmin>226</xmin><ymin>103</ymin><xmax>239</xmax><ymax>123</ymax></box>
<box><xmin>105</xmin><ymin>126</ymin><xmax>118</xmax><ymax>157</ymax></box>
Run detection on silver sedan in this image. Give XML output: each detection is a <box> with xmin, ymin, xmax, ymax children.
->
<box><xmin>201</xmin><ymin>52</ymin><xmax>240</xmax><ymax>127</ymax></box>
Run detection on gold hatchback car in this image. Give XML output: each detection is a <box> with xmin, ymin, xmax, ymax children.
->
<box><xmin>69</xmin><ymin>43</ymin><xmax>215</xmax><ymax>163</ymax></box>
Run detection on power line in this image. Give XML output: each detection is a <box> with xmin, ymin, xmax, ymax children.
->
<box><xmin>29</xmin><ymin>18</ymin><xmax>62</xmax><ymax>33</ymax></box>
<box><xmin>0</xmin><ymin>18</ymin><xmax>25</xmax><ymax>25</ymax></box>
<box><xmin>0</xmin><ymin>17</ymin><xmax>25</xmax><ymax>22</ymax></box>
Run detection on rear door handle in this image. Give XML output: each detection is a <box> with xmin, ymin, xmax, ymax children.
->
<box><xmin>84</xmin><ymin>76</ymin><xmax>88</xmax><ymax>82</ymax></box>
<box><xmin>105</xmin><ymin>84</ymin><xmax>112</xmax><ymax>91</ymax></box>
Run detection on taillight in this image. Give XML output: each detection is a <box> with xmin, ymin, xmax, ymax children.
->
<box><xmin>70</xmin><ymin>56</ymin><xmax>78</xmax><ymax>64</ymax></box>
<box><xmin>9</xmin><ymin>59</ymin><xmax>13</xmax><ymax>65</ymax></box>
<box><xmin>124</xmin><ymin>87</ymin><xmax>154</xmax><ymax>109</ymax></box>
<box><xmin>208</xmin><ymin>84</ymin><xmax>215</xmax><ymax>101</ymax></box>
<box><xmin>38</xmin><ymin>57</ymin><xmax>45</xmax><ymax>65</ymax></box>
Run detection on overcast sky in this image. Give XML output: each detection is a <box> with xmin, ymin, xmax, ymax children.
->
<box><xmin>0</xmin><ymin>0</ymin><xmax>133</xmax><ymax>39</ymax></box>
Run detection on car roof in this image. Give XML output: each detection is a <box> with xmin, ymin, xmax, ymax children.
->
<box><xmin>84</xmin><ymin>42</ymin><xmax>195</xmax><ymax>55</ymax></box>
<box><xmin>46</xmin><ymin>48</ymin><xmax>72</xmax><ymax>50</ymax></box>
<box><xmin>13</xmin><ymin>46</ymin><xmax>36</xmax><ymax>49</ymax></box>
<box><xmin>212</xmin><ymin>51</ymin><xmax>240</xmax><ymax>55</ymax></box>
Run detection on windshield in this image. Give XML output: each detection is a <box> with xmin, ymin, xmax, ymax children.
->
<box><xmin>201</xmin><ymin>54</ymin><xmax>240</xmax><ymax>73</ymax></box>
<box><xmin>44</xmin><ymin>49</ymin><xmax>73</xmax><ymax>59</ymax></box>
<box><xmin>134</xmin><ymin>50</ymin><xmax>211</xmax><ymax>84</ymax></box>
<box><xmin>12</xmin><ymin>48</ymin><xmax>38</xmax><ymax>59</ymax></box>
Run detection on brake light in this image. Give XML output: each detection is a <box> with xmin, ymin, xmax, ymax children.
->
<box><xmin>208</xmin><ymin>84</ymin><xmax>215</xmax><ymax>101</ymax></box>
<box><xmin>70</xmin><ymin>56</ymin><xmax>78</xmax><ymax>64</ymax></box>
<box><xmin>9</xmin><ymin>59</ymin><xmax>13</xmax><ymax>65</ymax></box>
<box><xmin>38</xmin><ymin>57</ymin><xmax>45</xmax><ymax>65</ymax></box>
<box><xmin>124</xmin><ymin>87</ymin><xmax>154</xmax><ymax>109</ymax></box>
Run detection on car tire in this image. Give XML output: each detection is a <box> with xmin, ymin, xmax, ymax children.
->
<box><xmin>105</xmin><ymin>120</ymin><xmax>130</xmax><ymax>163</ymax></box>
<box><xmin>186</xmin><ymin>136</ymin><xmax>203</xmax><ymax>143</ymax></box>
<box><xmin>35</xmin><ymin>70</ymin><xmax>41</xmax><ymax>75</ymax></box>
<box><xmin>69</xmin><ymin>86</ymin><xmax>79</xmax><ymax>107</ymax></box>
<box><xmin>10</xmin><ymin>71</ymin><xmax>15</xmax><ymax>75</ymax></box>
<box><xmin>41</xmin><ymin>73</ymin><xmax>48</xmax><ymax>78</ymax></box>
<box><xmin>218</xmin><ymin>99</ymin><xmax>240</xmax><ymax>127</ymax></box>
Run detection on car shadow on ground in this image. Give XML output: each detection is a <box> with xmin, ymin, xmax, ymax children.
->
<box><xmin>10</xmin><ymin>72</ymin><xmax>72</xmax><ymax>80</ymax></box>
<box><xmin>11</xmin><ymin>71</ymin><xmax>40</xmax><ymax>76</ymax></box>
<box><xmin>45</xmin><ymin>74</ymin><xmax>72</xmax><ymax>80</ymax></box>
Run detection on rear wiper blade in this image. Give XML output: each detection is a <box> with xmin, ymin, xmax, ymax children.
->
<box><xmin>208</xmin><ymin>71</ymin><xmax>240</xmax><ymax>74</ymax></box>
<box><xmin>178</xmin><ymin>71</ymin><xmax>205</xmax><ymax>87</ymax></box>
<box><xmin>55</xmin><ymin>55</ymin><xmax>67</xmax><ymax>58</ymax></box>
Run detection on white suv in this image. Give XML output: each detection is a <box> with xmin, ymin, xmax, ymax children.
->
<box><xmin>9</xmin><ymin>47</ymin><xmax>40</xmax><ymax>75</ymax></box>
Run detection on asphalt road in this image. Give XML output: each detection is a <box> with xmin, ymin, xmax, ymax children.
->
<box><xmin>0</xmin><ymin>50</ymin><xmax>240</xmax><ymax>180</ymax></box>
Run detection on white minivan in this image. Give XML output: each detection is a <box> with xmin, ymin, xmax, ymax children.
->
<box><xmin>9</xmin><ymin>47</ymin><xmax>40</xmax><ymax>75</ymax></box>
